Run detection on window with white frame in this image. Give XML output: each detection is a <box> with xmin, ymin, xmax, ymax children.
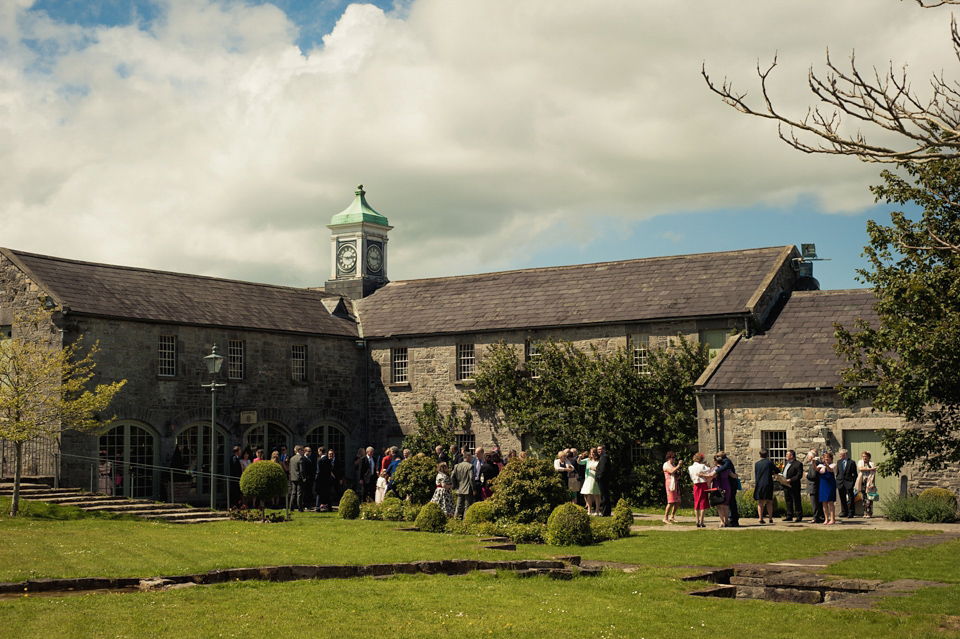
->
<box><xmin>455</xmin><ymin>433</ymin><xmax>476</xmax><ymax>454</ymax></box>
<box><xmin>761</xmin><ymin>430</ymin><xmax>788</xmax><ymax>466</ymax></box>
<box><xmin>291</xmin><ymin>344</ymin><xmax>307</xmax><ymax>381</ymax></box>
<box><xmin>228</xmin><ymin>340</ymin><xmax>244</xmax><ymax>380</ymax></box>
<box><xmin>158</xmin><ymin>335</ymin><xmax>176</xmax><ymax>377</ymax></box>
<box><xmin>456</xmin><ymin>343</ymin><xmax>475</xmax><ymax>381</ymax></box>
<box><xmin>628</xmin><ymin>334</ymin><xmax>650</xmax><ymax>373</ymax></box>
<box><xmin>524</xmin><ymin>339</ymin><xmax>542</xmax><ymax>378</ymax></box>
<box><xmin>391</xmin><ymin>347</ymin><xmax>408</xmax><ymax>384</ymax></box>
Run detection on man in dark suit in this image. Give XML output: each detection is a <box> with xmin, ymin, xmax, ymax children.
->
<box><xmin>836</xmin><ymin>448</ymin><xmax>858</xmax><ymax>518</ymax></box>
<box><xmin>595</xmin><ymin>445</ymin><xmax>611</xmax><ymax>516</ymax></box>
<box><xmin>805</xmin><ymin>449</ymin><xmax>825</xmax><ymax>524</ymax></box>
<box><xmin>437</xmin><ymin>445</ymin><xmax>449</xmax><ymax>465</ymax></box>
<box><xmin>302</xmin><ymin>447</ymin><xmax>317</xmax><ymax>512</ymax></box>
<box><xmin>361</xmin><ymin>446</ymin><xmax>377</xmax><ymax>502</ymax></box>
<box><xmin>780</xmin><ymin>449</ymin><xmax>804</xmax><ymax>522</ymax></box>
<box><xmin>315</xmin><ymin>450</ymin><xmax>331</xmax><ymax>511</ymax></box>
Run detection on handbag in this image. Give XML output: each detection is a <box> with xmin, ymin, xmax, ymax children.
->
<box><xmin>867</xmin><ymin>490</ymin><xmax>880</xmax><ymax>501</ymax></box>
<box><xmin>708</xmin><ymin>488</ymin><xmax>726</xmax><ymax>507</ymax></box>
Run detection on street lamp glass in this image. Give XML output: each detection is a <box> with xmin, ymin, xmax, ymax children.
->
<box><xmin>204</xmin><ymin>345</ymin><xmax>224</xmax><ymax>375</ymax></box>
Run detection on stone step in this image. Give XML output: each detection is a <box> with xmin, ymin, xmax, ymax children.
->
<box><xmin>2</xmin><ymin>486</ymin><xmax>230</xmax><ymax>523</ymax></box>
<box><xmin>80</xmin><ymin>503</ymin><xmax>187</xmax><ymax>513</ymax></box>
<box><xmin>140</xmin><ymin>511</ymin><xmax>229</xmax><ymax>522</ymax></box>
<box><xmin>2</xmin><ymin>490</ymin><xmax>84</xmax><ymax>499</ymax></box>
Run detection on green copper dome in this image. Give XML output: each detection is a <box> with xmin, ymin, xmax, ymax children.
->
<box><xmin>330</xmin><ymin>184</ymin><xmax>389</xmax><ymax>226</ymax></box>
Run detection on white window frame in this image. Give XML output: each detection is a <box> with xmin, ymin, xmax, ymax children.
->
<box><xmin>228</xmin><ymin>340</ymin><xmax>244</xmax><ymax>380</ymax></box>
<box><xmin>292</xmin><ymin>344</ymin><xmax>307</xmax><ymax>382</ymax></box>
<box><xmin>158</xmin><ymin>335</ymin><xmax>176</xmax><ymax>377</ymax></box>
<box><xmin>761</xmin><ymin>430</ymin><xmax>788</xmax><ymax>466</ymax></box>
<box><xmin>391</xmin><ymin>347</ymin><xmax>408</xmax><ymax>384</ymax></box>
<box><xmin>524</xmin><ymin>339</ymin><xmax>542</xmax><ymax>378</ymax></box>
<box><xmin>629</xmin><ymin>334</ymin><xmax>650</xmax><ymax>373</ymax></box>
<box><xmin>456</xmin><ymin>343</ymin><xmax>475</xmax><ymax>381</ymax></box>
<box><xmin>455</xmin><ymin>433</ymin><xmax>476</xmax><ymax>454</ymax></box>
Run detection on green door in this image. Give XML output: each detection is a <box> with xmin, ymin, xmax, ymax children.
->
<box><xmin>843</xmin><ymin>430</ymin><xmax>900</xmax><ymax>515</ymax></box>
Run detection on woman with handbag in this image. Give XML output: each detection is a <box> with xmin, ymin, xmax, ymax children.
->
<box><xmin>856</xmin><ymin>451</ymin><xmax>878</xmax><ymax>518</ymax></box>
<box><xmin>662</xmin><ymin>452</ymin><xmax>682</xmax><ymax>524</ymax></box>
<box><xmin>712</xmin><ymin>453</ymin><xmax>731</xmax><ymax>527</ymax></box>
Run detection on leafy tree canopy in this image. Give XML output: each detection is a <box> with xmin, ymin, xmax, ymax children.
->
<box><xmin>401</xmin><ymin>398</ymin><xmax>470</xmax><ymax>457</ymax></box>
<box><xmin>836</xmin><ymin>158</ymin><xmax>960</xmax><ymax>474</ymax></box>
<box><xmin>0</xmin><ymin>304</ymin><xmax>126</xmax><ymax>516</ymax></box>
<box><xmin>466</xmin><ymin>337</ymin><xmax>708</xmax><ymax>505</ymax></box>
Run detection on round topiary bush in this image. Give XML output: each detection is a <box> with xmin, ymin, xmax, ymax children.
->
<box><xmin>391</xmin><ymin>455</ymin><xmax>439</xmax><ymax>504</ymax></box>
<box><xmin>487</xmin><ymin>458</ymin><xmax>568</xmax><ymax>524</ymax></box>
<box><xmin>403</xmin><ymin>501</ymin><xmax>423</xmax><ymax>522</ymax></box>
<box><xmin>338</xmin><ymin>489</ymin><xmax>361</xmax><ymax>519</ymax></box>
<box><xmin>239</xmin><ymin>461</ymin><xmax>288</xmax><ymax>520</ymax></box>
<box><xmin>546</xmin><ymin>502</ymin><xmax>593</xmax><ymax>546</ymax></box>
<box><xmin>382</xmin><ymin>496</ymin><xmax>406</xmax><ymax>521</ymax></box>
<box><xmin>611</xmin><ymin>498</ymin><xmax>633</xmax><ymax>538</ymax></box>
<box><xmin>415</xmin><ymin>501</ymin><xmax>448</xmax><ymax>532</ymax></box>
<box><xmin>919</xmin><ymin>487</ymin><xmax>958</xmax><ymax>509</ymax></box>
<box><xmin>464</xmin><ymin>500</ymin><xmax>496</xmax><ymax>525</ymax></box>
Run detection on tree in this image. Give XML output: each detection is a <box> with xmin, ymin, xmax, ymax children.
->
<box><xmin>238</xmin><ymin>460</ymin><xmax>289</xmax><ymax>521</ymax></box>
<box><xmin>401</xmin><ymin>398</ymin><xmax>471</xmax><ymax>457</ymax></box>
<box><xmin>0</xmin><ymin>305</ymin><xmax>126</xmax><ymax>516</ymax></box>
<box><xmin>835</xmin><ymin>158</ymin><xmax>960</xmax><ymax>474</ymax></box>
<box><xmin>702</xmin><ymin>2</ymin><xmax>960</xmax><ymax>163</ymax></box>
<box><xmin>466</xmin><ymin>337</ymin><xmax>708</xmax><ymax>506</ymax></box>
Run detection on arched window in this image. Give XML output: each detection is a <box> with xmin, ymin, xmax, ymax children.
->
<box><xmin>175</xmin><ymin>423</ymin><xmax>230</xmax><ymax>499</ymax></box>
<box><xmin>305</xmin><ymin>423</ymin><xmax>348</xmax><ymax>462</ymax></box>
<box><xmin>99</xmin><ymin>421</ymin><xmax>159</xmax><ymax>499</ymax></box>
<box><xmin>242</xmin><ymin>422</ymin><xmax>292</xmax><ymax>460</ymax></box>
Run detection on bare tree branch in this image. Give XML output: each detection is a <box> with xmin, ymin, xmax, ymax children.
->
<box><xmin>703</xmin><ymin>10</ymin><xmax>960</xmax><ymax>163</ymax></box>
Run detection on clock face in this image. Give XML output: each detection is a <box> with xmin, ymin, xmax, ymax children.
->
<box><xmin>337</xmin><ymin>244</ymin><xmax>357</xmax><ymax>273</ymax></box>
<box><xmin>366</xmin><ymin>244</ymin><xmax>383</xmax><ymax>273</ymax></box>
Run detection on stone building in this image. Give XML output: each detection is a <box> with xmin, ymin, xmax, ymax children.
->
<box><xmin>694</xmin><ymin>288</ymin><xmax>960</xmax><ymax>506</ymax></box>
<box><xmin>5</xmin><ymin>185</ymin><xmax>894</xmax><ymax>505</ymax></box>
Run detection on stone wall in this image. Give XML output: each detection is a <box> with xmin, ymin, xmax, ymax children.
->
<box><xmin>696</xmin><ymin>390</ymin><xmax>960</xmax><ymax>496</ymax></box>
<box><xmin>368</xmin><ymin>318</ymin><xmax>745</xmax><ymax>453</ymax></box>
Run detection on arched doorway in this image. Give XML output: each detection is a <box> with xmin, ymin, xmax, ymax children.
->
<box><xmin>242</xmin><ymin>422</ymin><xmax>292</xmax><ymax>460</ymax></box>
<box><xmin>99</xmin><ymin>421</ymin><xmax>159</xmax><ymax>499</ymax></box>
<box><xmin>175</xmin><ymin>422</ymin><xmax>230</xmax><ymax>505</ymax></box>
<box><xmin>305</xmin><ymin>422</ymin><xmax>348</xmax><ymax>463</ymax></box>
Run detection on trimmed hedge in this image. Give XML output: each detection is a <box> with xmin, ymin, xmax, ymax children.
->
<box><xmin>391</xmin><ymin>455</ymin><xmax>438</xmax><ymax>504</ymax></box>
<box><xmin>487</xmin><ymin>458</ymin><xmax>568</xmax><ymax>524</ymax></box>
<box><xmin>611</xmin><ymin>498</ymin><xmax>633</xmax><ymax>538</ymax></box>
<box><xmin>338</xmin><ymin>489</ymin><xmax>361</xmax><ymax>520</ymax></box>
<box><xmin>239</xmin><ymin>461</ymin><xmax>288</xmax><ymax>501</ymax></box>
<box><xmin>464</xmin><ymin>500</ymin><xmax>496</xmax><ymax>525</ymax></box>
<box><xmin>545</xmin><ymin>502</ymin><xmax>593</xmax><ymax>546</ymax></box>
<box><xmin>919</xmin><ymin>487</ymin><xmax>957</xmax><ymax>509</ymax></box>
<box><xmin>415</xmin><ymin>502</ymin><xmax>448</xmax><ymax>532</ymax></box>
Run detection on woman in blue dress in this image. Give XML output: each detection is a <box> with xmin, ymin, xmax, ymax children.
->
<box><xmin>818</xmin><ymin>451</ymin><xmax>838</xmax><ymax>525</ymax></box>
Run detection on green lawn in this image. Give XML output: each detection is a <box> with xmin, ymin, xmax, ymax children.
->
<box><xmin>1</xmin><ymin>497</ymin><xmax>958</xmax><ymax>639</ymax></box>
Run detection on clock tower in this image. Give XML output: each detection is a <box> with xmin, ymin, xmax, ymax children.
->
<box><xmin>324</xmin><ymin>185</ymin><xmax>392</xmax><ymax>299</ymax></box>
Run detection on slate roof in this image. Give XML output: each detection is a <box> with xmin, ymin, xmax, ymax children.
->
<box><xmin>2</xmin><ymin>249</ymin><xmax>358</xmax><ymax>338</ymax></box>
<box><xmin>357</xmin><ymin>246</ymin><xmax>795</xmax><ymax>338</ymax></box>
<box><xmin>697</xmin><ymin>289</ymin><xmax>878</xmax><ymax>392</ymax></box>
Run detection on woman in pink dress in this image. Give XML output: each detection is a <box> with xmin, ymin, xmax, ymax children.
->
<box><xmin>662</xmin><ymin>451</ymin><xmax>682</xmax><ymax>524</ymax></box>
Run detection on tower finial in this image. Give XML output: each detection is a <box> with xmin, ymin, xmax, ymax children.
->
<box><xmin>356</xmin><ymin>184</ymin><xmax>364</xmax><ymax>196</ymax></box>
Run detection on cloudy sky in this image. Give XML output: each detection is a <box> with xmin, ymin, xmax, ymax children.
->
<box><xmin>1</xmin><ymin>1</ymin><xmax>952</xmax><ymax>291</ymax></box>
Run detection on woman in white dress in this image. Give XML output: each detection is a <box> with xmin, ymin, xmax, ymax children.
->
<box><xmin>578</xmin><ymin>448</ymin><xmax>601</xmax><ymax>515</ymax></box>
<box><xmin>429</xmin><ymin>462</ymin><xmax>455</xmax><ymax>517</ymax></box>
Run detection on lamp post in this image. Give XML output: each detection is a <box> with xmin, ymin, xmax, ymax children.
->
<box><xmin>202</xmin><ymin>345</ymin><xmax>226</xmax><ymax>510</ymax></box>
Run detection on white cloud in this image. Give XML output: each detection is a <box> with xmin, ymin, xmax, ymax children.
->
<box><xmin>0</xmin><ymin>1</ymin><xmax>952</xmax><ymax>286</ymax></box>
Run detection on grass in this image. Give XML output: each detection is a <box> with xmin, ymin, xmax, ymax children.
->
<box><xmin>1</xmin><ymin>496</ymin><xmax>958</xmax><ymax>638</ymax></box>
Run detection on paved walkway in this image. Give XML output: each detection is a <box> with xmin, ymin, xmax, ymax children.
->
<box><xmin>632</xmin><ymin>512</ymin><xmax>960</xmax><ymax>533</ymax></box>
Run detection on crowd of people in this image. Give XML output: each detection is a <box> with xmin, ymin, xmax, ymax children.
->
<box><xmin>230</xmin><ymin>444</ymin><xmax>345</xmax><ymax>511</ymax></box>
<box><xmin>667</xmin><ymin>446</ymin><xmax>879</xmax><ymax>527</ymax></box>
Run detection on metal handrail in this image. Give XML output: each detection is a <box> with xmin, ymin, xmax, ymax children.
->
<box><xmin>59</xmin><ymin>452</ymin><xmax>240</xmax><ymax>509</ymax></box>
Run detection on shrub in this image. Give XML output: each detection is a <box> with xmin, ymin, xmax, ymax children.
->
<box><xmin>381</xmin><ymin>496</ymin><xmax>406</xmax><ymax>521</ymax></box>
<box><xmin>415</xmin><ymin>502</ymin><xmax>448</xmax><ymax>533</ymax></box>
<box><xmin>464</xmin><ymin>500</ymin><xmax>496</xmax><ymax>525</ymax></box>
<box><xmin>338</xmin><ymin>489</ymin><xmax>361</xmax><ymax>520</ymax></box>
<box><xmin>391</xmin><ymin>455</ymin><xmax>439</xmax><ymax>505</ymax></box>
<box><xmin>919</xmin><ymin>487</ymin><xmax>958</xmax><ymax>510</ymax></box>
<box><xmin>487</xmin><ymin>458</ymin><xmax>568</xmax><ymax>524</ymax></box>
<box><xmin>496</xmin><ymin>521</ymin><xmax>546</xmax><ymax>544</ymax></box>
<box><xmin>239</xmin><ymin>461</ymin><xmax>288</xmax><ymax>521</ymax></box>
<box><xmin>611</xmin><ymin>498</ymin><xmax>633</xmax><ymax>538</ymax></box>
<box><xmin>886</xmin><ymin>493</ymin><xmax>958</xmax><ymax>523</ymax></box>
<box><xmin>590</xmin><ymin>517</ymin><xmax>615</xmax><ymax>542</ymax></box>
<box><xmin>360</xmin><ymin>502</ymin><xmax>383</xmax><ymax>520</ymax></box>
<box><xmin>403</xmin><ymin>501</ymin><xmax>423</xmax><ymax>522</ymax></box>
<box><xmin>545</xmin><ymin>503</ymin><xmax>593</xmax><ymax>546</ymax></box>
